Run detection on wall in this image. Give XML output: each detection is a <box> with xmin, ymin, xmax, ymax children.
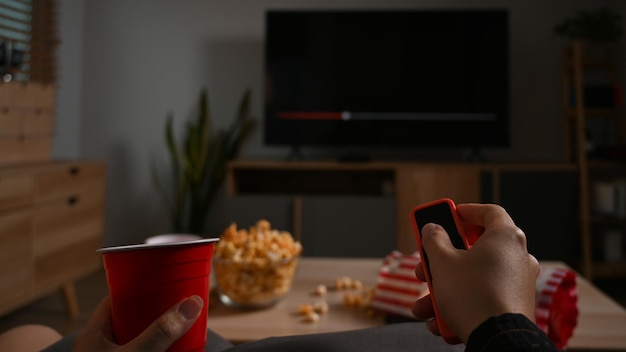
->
<box><xmin>55</xmin><ymin>0</ymin><xmax>84</xmax><ymax>158</ymax></box>
<box><xmin>54</xmin><ymin>0</ymin><xmax>624</xmax><ymax>246</ymax></box>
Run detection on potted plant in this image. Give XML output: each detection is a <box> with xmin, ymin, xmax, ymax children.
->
<box><xmin>151</xmin><ymin>88</ymin><xmax>256</xmax><ymax>234</ymax></box>
<box><xmin>554</xmin><ymin>7</ymin><xmax>622</xmax><ymax>43</ymax></box>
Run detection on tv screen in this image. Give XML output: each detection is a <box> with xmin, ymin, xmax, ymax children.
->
<box><xmin>264</xmin><ymin>9</ymin><xmax>509</xmax><ymax>150</ymax></box>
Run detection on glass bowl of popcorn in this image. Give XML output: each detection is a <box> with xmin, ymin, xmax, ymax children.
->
<box><xmin>213</xmin><ymin>220</ymin><xmax>302</xmax><ymax>309</ymax></box>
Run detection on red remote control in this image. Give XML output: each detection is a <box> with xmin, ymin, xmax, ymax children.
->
<box><xmin>411</xmin><ymin>198</ymin><xmax>478</xmax><ymax>344</ymax></box>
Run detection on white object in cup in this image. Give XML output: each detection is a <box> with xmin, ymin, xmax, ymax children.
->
<box><xmin>145</xmin><ymin>234</ymin><xmax>203</xmax><ymax>244</ymax></box>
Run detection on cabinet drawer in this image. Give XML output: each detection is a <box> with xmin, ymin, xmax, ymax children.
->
<box><xmin>0</xmin><ymin>209</ymin><xmax>33</xmax><ymax>313</ymax></box>
<box><xmin>0</xmin><ymin>136</ymin><xmax>52</xmax><ymax>165</ymax></box>
<box><xmin>34</xmin><ymin>84</ymin><xmax>55</xmax><ymax>110</ymax></box>
<box><xmin>0</xmin><ymin>108</ymin><xmax>54</xmax><ymax>136</ymax></box>
<box><xmin>36</xmin><ymin>163</ymin><xmax>106</xmax><ymax>202</ymax></box>
<box><xmin>0</xmin><ymin>171</ymin><xmax>34</xmax><ymax>211</ymax></box>
<box><xmin>12</xmin><ymin>82</ymin><xmax>55</xmax><ymax>109</ymax></box>
<box><xmin>0</xmin><ymin>107</ymin><xmax>22</xmax><ymax>135</ymax></box>
<box><xmin>33</xmin><ymin>188</ymin><xmax>104</xmax><ymax>258</ymax></box>
<box><xmin>23</xmin><ymin>109</ymin><xmax>54</xmax><ymax>135</ymax></box>
<box><xmin>0</xmin><ymin>82</ymin><xmax>17</xmax><ymax>106</ymax></box>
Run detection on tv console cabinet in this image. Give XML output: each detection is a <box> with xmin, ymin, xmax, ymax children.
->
<box><xmin>226</xmin><ymin>160</ymin><xmax>579</xmax><ymax>267</ymax></box>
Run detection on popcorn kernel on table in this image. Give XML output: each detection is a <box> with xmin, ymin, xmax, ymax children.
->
<box><xmin>314</xmin><ymin>284</ymin><xmax>327</xmax><ymax>296</ymax></box>
<box><xmin>304</xmin><ymin>311</ymin><xmax>320</xmax><ymax>323</ymax></box>
<box><xmin>313</xmin><ymin>300</ymin><xmax>329</xmax><ymax>314</ymax></box>
<box><xmin>343</xmin><ymin>292</ymin><xmax>357</xmax><ymax>306</ymax></box>
<box><xmin>335</xmin><ymin>276</ymin><xmax>353</xmax><ymax>289</ymax></box>
<box><xmin>298</xmin><ymin>303</ymin><xmax>314</xmax><ymax>315</ymax></box>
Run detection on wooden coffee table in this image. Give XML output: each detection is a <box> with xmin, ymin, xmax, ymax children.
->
<box><xmin>207</xmin><ymin>257</ymin><xmax>626</xmax><ymax>351</ymax></box>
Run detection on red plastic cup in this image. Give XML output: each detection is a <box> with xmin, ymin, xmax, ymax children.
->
<box><xmin>98</xmin><ymin>238</ymin><xmax>219</xmax><ymax>352</ymax></box>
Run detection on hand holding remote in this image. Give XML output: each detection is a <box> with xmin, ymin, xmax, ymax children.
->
<box><xmin>411</xmin><ymin>202</ymin><xmax>539</xmax><ymax>344</ymax></box>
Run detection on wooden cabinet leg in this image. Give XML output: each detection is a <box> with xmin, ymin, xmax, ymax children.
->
<box><xmin>62</xmin><ymin>282</ymin><xmax>80</xmax><ymax>319</ymax></box>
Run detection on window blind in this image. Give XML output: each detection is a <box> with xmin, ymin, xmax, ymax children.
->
<box><xmin>0</xmin><ymin>0</ymin><xmax>57</xmax><ymax>84</ymax></box>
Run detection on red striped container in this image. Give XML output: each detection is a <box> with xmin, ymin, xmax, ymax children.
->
<box><xmin>370</xmin><ymin>251</ymin><xmax>578</xmax><ymax>349</ymax></box>
<box><xmin>369</xmin><ymin>251</ymin><xmax>428</xmax><ymax>317</ymax></box>
<box><xmin>535</xmin><ymin>266</ymin><xmax>579</xmax><ymax>350</ymax></box>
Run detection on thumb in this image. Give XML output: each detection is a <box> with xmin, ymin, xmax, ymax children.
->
<box><xmin>421</xmin><ymin>223</ymin><xmax>456</xmax><ymax>264</ymax></box>
<box><xmin>125</xmin><ymin>295</ymin><xmax>204</xmax><ymax>352</ymax></box>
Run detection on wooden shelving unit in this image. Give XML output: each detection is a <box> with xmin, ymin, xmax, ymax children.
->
<box><xmin>563</xmin><ymin>41</ymin><xmax>626</xmax><ymax>280</ymax></box>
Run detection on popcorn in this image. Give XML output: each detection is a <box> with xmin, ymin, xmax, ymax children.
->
<box><xmin>304</xmin><ymin>311</ymin><xmax>320</xmax><ymax>323</ymax></box>
<box><xmin>297</xmin><ymin>300</ymin><xmax>328</xmax><ymax>323</ymax></box>
<box><xmin>336</xmin><ymin>276</ymin><xmax>352</xmax><ymax>289</ymax></box>
<box><xmin>333</xmin><ymin>276</ymin><xmax>363</xmax><ymax>290</ymax></box>
<box><xmin>343</xmin><ymin>292</ymin><xmax>358</xmax><ymax>306</ymax></box>
<box><xmin>297</xmin><ymin>277</ymin><xmax>376</xmax><ymax>324</ymax></box>
<box><xmin>298</xmin><ymin>303</ymin><xmax>314</xmax><ymax>315</ymax></box>
<box><xmin>214</xmin><ymin>220</ymin><xmax>302</xmax><ymax>307</ymax></box>
<box><xmin>314</xmin><ymin>284</ymin><xmax>327</xmax><ymax>296</ymax></box>
<box><xmin>313</xmin><ymin>300</ymin><xmax>329</xmax><ymax>314</ymax></box>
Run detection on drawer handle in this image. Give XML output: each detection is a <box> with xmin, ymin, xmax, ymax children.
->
<box><xmin>68</xmin><ymin>166</ymin><xmax>80</xmax><ymax>175</ymax></box>
<box><xmin>67</xmin><ymin>196</ymin><xmax>79</xmax><ymax>206</ymax></box>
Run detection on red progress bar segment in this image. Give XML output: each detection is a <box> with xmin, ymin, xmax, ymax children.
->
<box><xmin>277</xmin><ymin>111</ymin><xmax>343</xmax><ymax>120</ymax></box>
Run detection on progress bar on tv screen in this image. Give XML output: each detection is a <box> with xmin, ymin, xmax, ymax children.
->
<box><xmin>277</xmin><ymin>112</ymin><xmax>496</xmax><ymax>121</ymax></box>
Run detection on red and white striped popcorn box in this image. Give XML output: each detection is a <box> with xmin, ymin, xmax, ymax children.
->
<box><xmin>370</xmin><ymin>252</ymin><xmax>579</xmax><ymax>349</ymax></box>
<box><xmin>535</xmin><ymin>265</ymin><xmax>579</xmax><ymax>350</ymax></box>
<box><xmin>369</xmin><ymin>251</ymin><xmax>428</xmax><ymax>318</ymax></box>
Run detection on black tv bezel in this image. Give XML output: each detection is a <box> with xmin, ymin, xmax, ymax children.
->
<box><xmin>263</xmin><ymin>9</ymin><xmax>510</xmax><ymax>150</ymax></box>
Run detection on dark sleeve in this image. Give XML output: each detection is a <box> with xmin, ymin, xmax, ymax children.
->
<box><xmin>465</xmin><ymin>313</ymin><xmax>561</xmax><ymax>352</ymax></box>
<box><xmin>40</xmin><ymin>329</ymin><xmax>233</xmax><ymax>352</ymax></box>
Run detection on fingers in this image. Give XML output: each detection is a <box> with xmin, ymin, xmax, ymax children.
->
<box><xmin>125</xmin><ymin>295</ymin><xmax>204</xmax><ymax>352</ymax></box>
<box><xmin>71</xmin><ymin>297</ymin><xmax>117</xmax><ymax>351</ymax></box>
<box><xmin>94</xmin><ymin>297</ymin><xmax>115</xmax><ymax>340</ymax></box>
<box><xmin>412</xmin><ymin>295</ymin><xmax>441</xmax><ymax>339</ymax></box>
<box><xmin>426</xmin><ymin>319</ymin><xmax>440</xmax><ymax>336</ymax></box>
<box><xmin>456</xmin><ymin>203</ymin><xmax>516</xmax><ymax>229</ymax></box>
<box><xmin>457</xmin><ymin>203</ymin><xmax>525</xmax><ymax>250</ymax></box>
<box><xmin>412</xmin><ymin>294</ymin><xmax>434</xmax><ymax>320</ymax></box>
<box><xmin>84</xmin><ymin>297</ymin><xmax>113</xmax><ymax>331</ymax></box>
<box><xmin>414</xmin><ymin>260</ymin><xmax>426</xmax><ymax>282</ymax></box>
<box><xmin>420</xmin><ymin>223</ymin><xmax>457</xmax><ymax>264</ymax></box>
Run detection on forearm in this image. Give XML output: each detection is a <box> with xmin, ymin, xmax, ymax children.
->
<box><xmin>465</xmin><ymin>313</ymin><xmax>560</xmax><ymax>352</ymax></box>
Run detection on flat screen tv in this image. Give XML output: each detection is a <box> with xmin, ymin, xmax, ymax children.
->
<box><xmin>264</xmin><ymin>9</ymin><xmax>509</xmax><ymax>152</ymax></box>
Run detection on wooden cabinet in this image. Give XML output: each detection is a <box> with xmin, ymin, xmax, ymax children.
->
<box><xmin>0</xmin><ymin>82</ymin><xmax>55</xmax><ymax>165</ymax></box>
<box><xmin>394</xmin><ymin>165</ymin><xmax>483</xmax><ymax>253</ymax></box>
<box><xmin>563</xmin><ymin>41</ymin><xmax>626</xmax><ymax>279</ymax></box>
<box><xmin>226</xmin><ymin>160</ymin><xmax>577</xmax><ymax>261</ymax></box>
<box><xmin>0</xmin><ymin>209</ymin><xmax>32</xmax><ymax>314</ymax></box>
<box><xmin>0</xmin><ymin>161</ymin><xmax>106</xmax><ymax>317</ymax></box>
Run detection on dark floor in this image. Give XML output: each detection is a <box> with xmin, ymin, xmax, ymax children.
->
<box><xmin>0</xmin><ymin>269</ymin><xmax>625</xmax><ymax>342</ymax></box>
<box><xmin>0</xmin><ymin>270</ymin><xmax>109</xmax><ymax>337</ymax></box>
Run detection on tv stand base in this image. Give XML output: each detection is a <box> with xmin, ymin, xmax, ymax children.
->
<box><xmin>338</xmin><ymin>154</ymin><xmax>371</xmax><ymax>163</ymax></box>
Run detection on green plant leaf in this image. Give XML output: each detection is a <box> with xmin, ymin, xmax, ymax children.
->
<box><xmin>554</xmin><ymin>7</ymin><xmax>622</xmax><ymax>42</ymax></box>
<box><xmin>165</xmin><ymin>113</ymin><xmax>181</xmax><ymax>176</ymax></box>
<box><xmin>237</xmin><ymin>88</ymin><xmax>251</xmax><ymax>122</ymax></box>
<box><xmin>150</xmin><ymin>161</ymin><xmax>172</xmax><ymax>213</ymax></box>
<box><xmin>152</xmin><ymin>88</ymin><xmax>255</xmax><ymax>233</ymax></box>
